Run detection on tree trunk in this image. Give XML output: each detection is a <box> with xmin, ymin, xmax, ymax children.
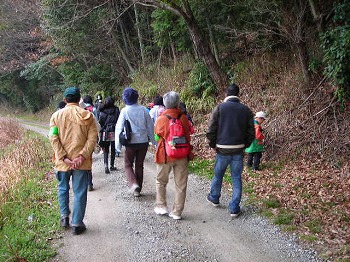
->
<box><xmin>206</xmin><ymin>16</ymin><xmax>219</xmax><ymax>66</ymax></box>
<box><xmin>181</xmin><ymin>0</ymin><xmax>227</xmax><ymax>91</ymax></box>
<box><xmin>170</xmin><ymin>39</ymin><xmax>177</xmax><ymax>68</ymax></box>
<box><xmin>138</xmin><ymin>0</ymin><xmax>228</xmax><ymax>91</ymax></box>
<box><xmin>185</xmin><ymin>16</ymin><xmax>228</xmax><ymax>91</ymax></box>
<box><xmin>296</xmin><ymin>0</ymin><xmax>309</xmax><ymax>83</ymax></box>
<box><xmin>134</xmin><ymin>4</ymin><xmax>145</xmax><ymax>65</ymax></box>
<box><xmin>111</xmin><ymin>30</ymin><xmax>135</xmax><ymax>73</ymax></box>
<box><xmin>297</xmin><ymin>40</ymin><xmax>309</xmax><ymax>83</ymax></box>
<box><xmin>307</xmin><ymin>0</ymin><xmax>324</xmax><ymax>32</ymax></box>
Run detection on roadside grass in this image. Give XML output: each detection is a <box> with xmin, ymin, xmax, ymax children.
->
<box><xmin>0</xmin><ymin>124</ymin><xmax>59</xmax><ymax>262</ymax></box>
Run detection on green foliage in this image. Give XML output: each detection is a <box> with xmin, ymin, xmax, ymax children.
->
<box><xmin>0</xmin><ymin>72</ymin><xmax>22</xmax><ymax>107</ymax></box>
<box><xmin>20</xmin><ymin>54</ymin><xmax>61</xmax><ymax>82</ymax></box>
<box><xmin>262</xmin><ymin>197</ymin><xmax>281</xmax><ymax>209</ymax></box>
<box><xmin>151</xmin><ymin>9</ymin><xmax>191</xmax><ymax>51</ymax></box>
<box><xmin>0</xmin><ymin>136</ymin><xmax>59</xmax><ymax>262</ymax></box>
<box><xmin>273</xmin><ymin>210</ymin><xmax>294</xmax><ymax>225</ymax></box>
<box><xmin>58</xmin><ymin>61</ymin><xmax>120</xmax><ymax>96</ymax></box>
<box><xmin>321</xmin><ymin>0</ymin><xmax>350</xmax><ymax>104</ymax></box>
<box><xmin>188</xmin><ymin>159</ymin><xmax>215</xmax><ymax>179</ymax></box>
<box><xmin>305</xmin><ymin>219</ymin><xmax>322</xmax><ymax>234</ymax></box>
<box><xmin>0</xmin><ymin>173</ymin><xmax>58</xmax><ymax>261</ymax></box>
<box><xmin>186</xmin><ymin>62</ymin><xmax>217</xmax><ymax>98</ymax></box>
<box><xmin>300</xmin><ymin>234</ymin><xmax>318</xmax><ymax>242</ymax></box>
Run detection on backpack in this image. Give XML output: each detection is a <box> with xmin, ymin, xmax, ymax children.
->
<box><xmin>164</xmin><ymin>113</ymin><xmax>190</xmax><ymax>159</ymax></box>
<box><xmin>119</xmin><ymin>119</ymin><xmax>132</xmax><ymax>146</ymax></box>
<box><xmin>99</xmin><ymin>111</ymin><xmax>117</xmax><ymax>142</ymax></box>
<box><xmin>85</xmin><ymin>105</ymin><xmax>94</xmax><ymax>113</ymax></box>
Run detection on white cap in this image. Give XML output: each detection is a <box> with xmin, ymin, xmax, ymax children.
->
<box><xmin>255</xmin><ymin>111</ymin><xmax>266</xmax><ymax>119</ymax></box>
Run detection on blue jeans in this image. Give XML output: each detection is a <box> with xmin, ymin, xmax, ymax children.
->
<box><xmin>208</xmin><ymin>153</ymin><xmax>243</xmax><ymax>213</ymax></box>
<box><xmin>55</xmin><ymin>170</ymin><xmax>88</xmax><ymax>226</ymax></box>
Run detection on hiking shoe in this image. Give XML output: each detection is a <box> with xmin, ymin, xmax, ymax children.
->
<box><xmin>129</xmin><ymin>184</ymin><xmax>139</xmax><ymax>193</ymax></box>
<box><xmin>72</xmin><ymin>225</ymin><xmax>86</xmax><ymax>235</ymax></box>
<box><xmin>60</xmin><ymin>217</ymin><xmax>69</xmax><ymax>228</ymax></box>
<box><xmin>230</xmin><ymin>211</ymin><xmax>241</xmax><ymax>218</ymax></box>
<box><xmin>207</xmin><ymin>195</ymin><xmax>220</xmax><ymax>207</ymax></box>
<box><xmin>88</xmin><ymin>185</ymin><xmax>94</xmax><ymax>191</ymax></box>
<box><xmin>105</xmin><ymin>167</ymin><xmax>110</xmax><ymax>174</ymax></box>
<box><xmin>154</xmin><ymin>207</ymin><xmax>169</xmax><ymax>215</ymax></box>
<box><xmin>130</xmin><ymin>184</ymin><xmax>141</xmax><ymax>197</ymax></box>
<box><xmin>110</xmin><ymin>166</ymin><xmax>117</xmax><ymax>171</ymax></box>
<box><xmin>169</xmin><ymin>212</ymin><xmax>181</xmax><ymax>220</ymax></box>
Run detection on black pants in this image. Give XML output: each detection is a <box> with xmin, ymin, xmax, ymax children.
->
<box><xmin>102</xmin><ymin>141</ymin><xmax>116</xmax><ymax>168</ymax></box>
<box><xmin>247</xmin><ymin>152</ymin><xmax>262</xmax><ymax>170</ymax></box>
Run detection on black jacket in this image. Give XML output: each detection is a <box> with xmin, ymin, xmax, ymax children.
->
<box><xmin>99</xmin><ymin>107</ymin><xmax>120</xmax><ymax>132</ymax></box>
<box><xmin>206</xmin><ymin>96</ymin><xmax>254</xmax><ymax>155</ymax></box>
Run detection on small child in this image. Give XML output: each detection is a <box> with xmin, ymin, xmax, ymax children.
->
<box><xmin>245</xmin><ymin>111</ymin><xmax>266</xmax><ymax>171</ymax></box>
<box><xmin>149</xmin><ymin>95</ymin><xmax>165</xmax><ymax>124</ymax></box>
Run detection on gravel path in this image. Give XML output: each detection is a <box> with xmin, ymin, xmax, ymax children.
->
<box><xmin>20</xmin><ymin>121</ymin><xmax>325</xmax><ymax>262</ymax></box>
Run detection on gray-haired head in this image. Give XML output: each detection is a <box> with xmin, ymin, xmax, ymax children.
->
<box><xmin>163</xmin><ymin>91</ymin><xmax>180</xmax><ymax>109</ymax></box>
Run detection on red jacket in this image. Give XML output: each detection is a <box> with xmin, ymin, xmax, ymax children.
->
<box><xmin>154</xmin><ymin>108</ymin><xmax>192</xmax><ymax>163</ymax></box>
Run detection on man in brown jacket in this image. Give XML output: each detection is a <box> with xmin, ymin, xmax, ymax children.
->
<box><xmin>153</xmin><ymin>91</ymin><xmax>193</xmax><ymax>220</ymax></box>
<box><xmin>49</xmin><ymin>87</ymin><xmax>98</xmax><ymax>235</ymax></box>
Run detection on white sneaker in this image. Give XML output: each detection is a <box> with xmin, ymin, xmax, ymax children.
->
<box><xmin>154</xmin><ymin>207</ymin><xmax>168</xmax><ymax>215</ymax></box>
<box><xmin>169</xmin><ymin>212</ymin><xmax>181</xmax><ymax>220</ymax></box>
<box><xmin>129</xmin><ymin>184</ymin><xmax>139</xmax><ymax>194</ymax></box>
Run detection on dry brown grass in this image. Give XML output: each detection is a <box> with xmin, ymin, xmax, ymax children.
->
<box><xmin>0</xmin><ymin>118</ymin><xmax>22</xmax><ymax>150</ymax></box>
<box><xmin>0</xmin><ymin>119</ymin><xmax>50</xmax><ymax>206</ymax></box>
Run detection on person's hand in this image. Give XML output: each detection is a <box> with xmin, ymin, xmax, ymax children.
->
<box><xmin>72</xmin><ymin>155</ymin><xmax>86</xmax><ymax>169</ymax></box>
<box><xmin>63</xmin><ymin>157</ymin><xmax>75</xmax><ymax>169</ymax></box>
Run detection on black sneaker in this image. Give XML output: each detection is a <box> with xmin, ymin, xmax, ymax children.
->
<box><xmin>230</xmin><ymin>211</ymin><xmax>241</xmax><ymax>218</ymax></box>
<box><xmin>60</xmin><ymin>217</ymin><xmax>69</xmax><ymax>228</ymax></box>
<box><xmin>110</xmin><ymin>166</ymin><xmax>117</xmax><ymax>171</ymax></box>
<box><xmin>105</xmin><ymin>167</ymin><xmax>110</xmax><ymax>174</ymax></box>
<box><xmin>133</xmin><ymin>186</ymin><xmax>141</xmax><ymax>197</ymax></box>
<box><xmin>72</xmin><ymin>225</ymin><xmax>86</xmax><ymax>235</ymax></box>
<box><xmin>88</xmin><ymin>185</ymin><xmax>94</xmax><ymax>191</ymax></box>
<box><xmin>206</xmin><ymin>195</ymin><xmax>220</xmax><ymax>207</ymax></box>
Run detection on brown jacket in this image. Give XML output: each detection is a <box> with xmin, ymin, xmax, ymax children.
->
<box><xmin>49</xmin><ymin>103</ymin><xmax>98</xmax><ymax>171</ymax></box>
<box><xmin>154</xmin><ymin>108</ymin><xmax>191</xmax><ymax>164</ymax></box>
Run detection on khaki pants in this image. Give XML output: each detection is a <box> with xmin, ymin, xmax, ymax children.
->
<box><xmin>156</xmin><ymin>158</ymin><xmax>188</xmax><ymax>216</ymax></box>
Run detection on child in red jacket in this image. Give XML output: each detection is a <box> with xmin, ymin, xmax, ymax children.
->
<box><xmin>245</xmin><ymin>111</ymin><xmax>266</xmax><ymax>171</ymax></box>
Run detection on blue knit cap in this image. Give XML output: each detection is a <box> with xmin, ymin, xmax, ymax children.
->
<box><xmin>122</xmin><ymin>87</ymin><xmax>138</xmax><ymax>105</ymax></box>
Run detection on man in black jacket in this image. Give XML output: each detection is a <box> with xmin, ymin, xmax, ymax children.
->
<box><xmin>206</xmin><ymin>83</ymin><xmax>254</xmax><ymax>218</ymax></box>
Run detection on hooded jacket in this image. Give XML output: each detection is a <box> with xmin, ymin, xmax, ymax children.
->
<box><xmin>115</xmin><ymin>103</ymin><xmax>156</xmax><ymax>146</ymax></box>
<box><xmin>98</xmin><ymin>106</ymin><xmax>120</xmax><ymax>133</ymax></box>
<box><xmin>245</xmin><ymin>119</ymin><xmax>265</xmax><ymax>153</ymax></box>
<box><xmin>49</xmin><ymin>103</ymin><xmax>98</xmax><ymax>171</ymax></box>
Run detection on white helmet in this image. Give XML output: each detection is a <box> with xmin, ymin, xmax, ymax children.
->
<box><xmin>255</xmin><ymin>111</ymin><xmax>266</xmax><ymax>119</ymax></box>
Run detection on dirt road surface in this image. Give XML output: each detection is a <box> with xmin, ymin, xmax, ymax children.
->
<box><xmin>21</xmin><ymin>120</ymin><xmax>323</xmax><ymax>262</ymax></box>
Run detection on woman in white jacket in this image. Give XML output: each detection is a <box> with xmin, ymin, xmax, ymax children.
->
<box><xmin>115</xmin><ymin>87</ymin><xmax>156</xmax><ymax>197</ymax></box>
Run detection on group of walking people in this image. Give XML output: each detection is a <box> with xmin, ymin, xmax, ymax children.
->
<box><xmin>49</xmin><ymin>83</ymin><xmax>266</xmax><ymax>235</ymax></box>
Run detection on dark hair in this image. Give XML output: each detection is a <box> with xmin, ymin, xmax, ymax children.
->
<box><xmin>83</xmin><ymin>95</ymin><xmax>93</xmax><ymax>105</ymax></box>
<box><xmin>65</xmin><ymin>95</ymin><xmax>80</xmax><ymax>103</ymax></box>
<box><xmin>100</xmin><ymin>96</ymin><xmax>115</xmax><ymax>110</ymax></box>
<box><xmin>153</xmin><ymin>95</ymin><xmax>164</xmax><ymax>106</ymax></box>
<box><xmin>226</xmin><ymin>83</ymin><xmax>240</xmax><ymax>96</ymax></box>
<box><xmin>179</xmin><ymin>102</ymin><xmax>187</xmax><ymax>114</ymax></box>
<box><xmin>57</xmin><ymin>100</ymin><xmax>66</xmax><ymax>109</ymax></box>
